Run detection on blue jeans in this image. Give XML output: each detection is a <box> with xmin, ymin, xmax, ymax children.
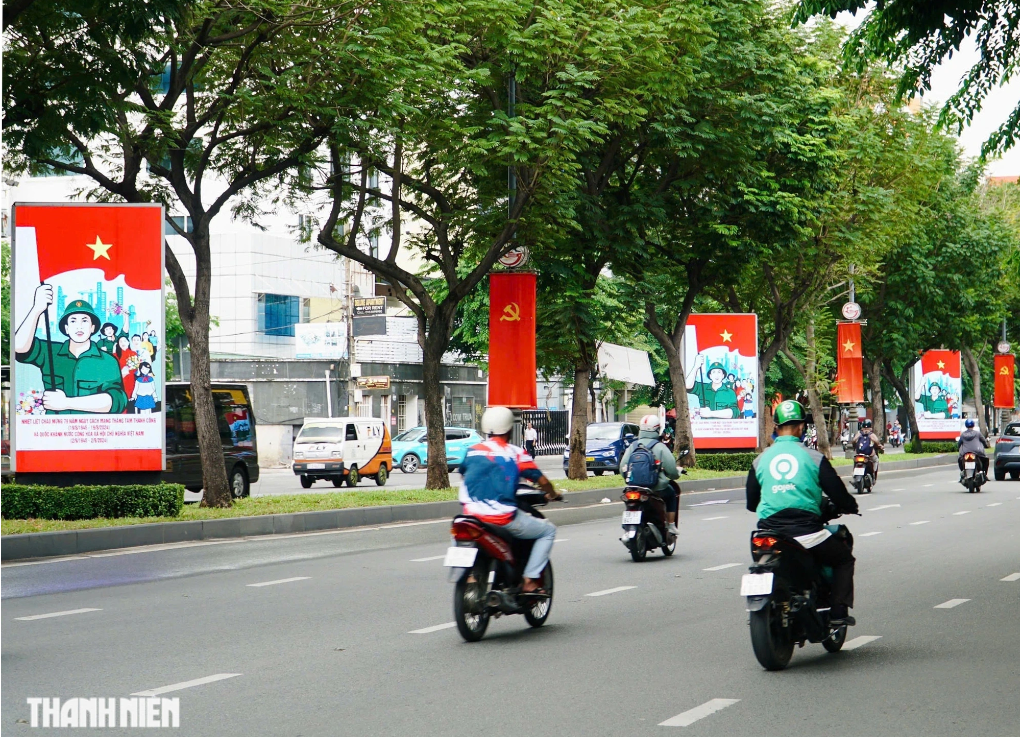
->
<box><xmin>503</xmin><ymin>510</ymin><xmax>557</xmax><ymax>579</ymax></box>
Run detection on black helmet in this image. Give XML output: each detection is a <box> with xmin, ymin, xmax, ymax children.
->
<box><xmin>861</xmin><ymin>419</ymin><xmax>872</xmax><ymax>429</ymax></box>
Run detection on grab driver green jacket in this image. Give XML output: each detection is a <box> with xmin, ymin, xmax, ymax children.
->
<box><xmin>745</xmin><ymin>436</ymin><xmax>858</xmax><ymax>536</ymax></box>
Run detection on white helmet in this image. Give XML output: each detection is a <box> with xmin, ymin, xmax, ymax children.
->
<box><xmin>481</xmin><ymin>406</ymin><xmax>514</xmax><ymax>436</ymax></box>
<box><xmin>640</xmin><ymin>414</ymin><xmax>661</xmax><ymax>433</ymax></box>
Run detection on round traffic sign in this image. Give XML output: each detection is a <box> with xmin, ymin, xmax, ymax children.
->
<box><xmin>997</xmin><ymin>340</ymin><xmax>1011</xmax><ymax>354</ymax></box>
<box><xmin>841</xmin><ymin>302</ymin><xmax>862</xmax><ymax>320</ymax></box>
<box><xmin>498</xmin><ymin>246</ymin><xmax>529</xmax><ymax>268</ymax></box>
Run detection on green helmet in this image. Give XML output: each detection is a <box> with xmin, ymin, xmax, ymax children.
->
<box><xmin>773</xmin><ymin>399</ymin><xmax>806</xmax><ymax>426</ymax></box>
<box><xmin>707</xmin><ymin>362</ymin><xmax>726</xmax><ymax>376</ymax></box>
<box><xmin>58</xmin><ymin>299</ymin><xmax>101</xmax><ymax>337</ymax></box>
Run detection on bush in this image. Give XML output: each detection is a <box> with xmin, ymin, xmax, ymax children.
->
<box><xmin>693</xmin><ymin>452</ymin><xmax>757</xmax><ymax>473</ymax></box>
<box><xmin>1</xmin><ymin>483</ymin><xmax>185</xmax><ymax>521</ymax></box>
<box><xmin>914</xmin><ymin>441</ymin><xmax>958</xmax><ymax>454</ymax></box>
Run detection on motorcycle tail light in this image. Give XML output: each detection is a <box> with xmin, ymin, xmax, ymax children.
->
<box><xmin>451</xmin><ymin>523</ymin><xmax>483</xmax><ymax>541</ymax></box>
<box><xmin>752</xmin><ymin>535</ymin><xmax>778</xmax><ymax>549</ymax></box>
<box><xmin>854</xmin><ymin>455</ymin><xmax>867</xmax><ymax>463</ymax></box>
<box><xmin>964</xmin><ymin>452</ymin><xmax>976</xmax><ymax>460</ymax></box>
<box><xmin>625</xmin><ymin>491</ymin><xmax>642</xmax><ymax>500</ymax></box>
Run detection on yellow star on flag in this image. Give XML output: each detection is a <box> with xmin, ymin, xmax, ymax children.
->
<box><xmin>937</xmin><ymin>360</ymin><xmax>946</xmax><ymax>370</ymax></box>
<box><xmin>86</xmin><ymin>236</ymin><xmax>113</xmax><ymax>261</ymax></box>
<box><xmin>842</xmin><ymin>339</ymin><xmax>856</xmax><ymax>353</ymax></box>
<box><xmin>720</xmin><ymin>329</ymin><xmax>733</xmax><ymax>343</ymax></box>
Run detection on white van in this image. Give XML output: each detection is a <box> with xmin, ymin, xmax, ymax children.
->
<box><xmin>292</xmin><ymin>417</ymin><xmax>392</xmax><ymax>489</ymax></box>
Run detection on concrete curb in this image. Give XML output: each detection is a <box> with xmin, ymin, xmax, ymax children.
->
<box><xmin>0</xmin><ymin>455</ymin><xmax>955</xmax><ymax>561</ymax></box>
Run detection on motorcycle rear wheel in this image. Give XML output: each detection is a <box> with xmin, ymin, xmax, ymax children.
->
<box><xmin>749</xmin><ymin>601</ymin><xmax>794</xmax><ymax>671</ymax></box>
<box><xmin>630</xmin><ymin>528</ymin><xmax>648</xmax><ymax>562</ymax></box>
<box><xmin>524</xmin><ymin>562</ymin><xmax>554</xmax><ymax>628</ymax></box>
<box><xmin>454</xmin><ymin>566</ymin><xmax>491</xmax><ymax>642</ymax></box>
<box><xmin>822</xmin><ymin>624</ymin><xmax>847</xmax><ymax>652</ymax></box>
<box><xmin>661</xmin><ymin>531</ymin><xmax>677</xmax><ymax>556</ymax></box>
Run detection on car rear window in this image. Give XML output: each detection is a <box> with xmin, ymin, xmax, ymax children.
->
<box><xmin>1005</xmin><ymin>425</ymin><xmax>1020</xmax><ymax>437</ymax></box>
<box><xmin>297</xmin><ymin>426</ymin><xmax>343</xmax><ymax>442</ymax></box>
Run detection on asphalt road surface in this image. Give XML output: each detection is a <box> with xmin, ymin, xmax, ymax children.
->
<box><xmin>4</xmin><ymin>465</ymin><xmax>1019</xmax><ymax>736</ymax></box>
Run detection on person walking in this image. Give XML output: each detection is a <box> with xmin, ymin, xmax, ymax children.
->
<box><xmin>524</xmin><ymin>422</ymin><xmax>538</xmax><ymax>458</ymax></box>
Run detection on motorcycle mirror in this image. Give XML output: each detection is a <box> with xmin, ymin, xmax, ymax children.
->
<box><xmin>678</xmin><ymin>448</ymin><xmax>690</xmax><ymax>457</ymax></box>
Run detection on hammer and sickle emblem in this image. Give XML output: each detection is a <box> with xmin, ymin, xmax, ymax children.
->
<box><xmin>500</xmin><ymin>302</ymin><xmax>521</xmax><ymax>322</ymax></box>
<box><xmin>1001</xmin><ymin>366</ymin><xmax>1010</xmax><ymax>375</ymax></box>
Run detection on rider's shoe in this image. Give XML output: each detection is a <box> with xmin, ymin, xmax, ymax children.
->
<box><xmin>667</xmin><ymin>523</ymin><xmax>679</xmax><ymax>536</ymax></box>
<box><xmin>829</xmin><ymin>615</ymin><xmax>856</xmax><ymax>627</ymax></box>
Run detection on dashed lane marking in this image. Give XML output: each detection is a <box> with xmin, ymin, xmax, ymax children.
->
<box><xmin>934</xmin><ymin>598</ymin><xmax>970</xmax><ymax>609</ymax></box>
<box><xmin>702</xmin><ymin>516</ymin><xmax>728</xmax><ymax>521</ymax></box>
<box><xmin>867</xmin><ymin>504</ymin><xmax>901</xmax><ymax>511</ymax></box>
<box><xmin>986</xmin><ymin>503</ymin><xmax>1002</xmax><ymax>507</ymax></box>
<box><xmin>859</xmin><ymin>532</ymin><xmax>882</xmax><ymax>537</ymax></box>
<box><xmin>408</xmin><ymin>622</ymin><xmax>457</xmax><ymax>634</ymax></box>
<box><xmin>923</xmin><ymin>484</ymin><xmax>935</xmax><ymax>487</ymax></box>
<box><xmin>410</xmin><ymin>555</ymin><xmax>446</xmax><ymax>562</ymax></box>
<box><xmin>246</xmin><ymin>577</ymin><xmax>310</xmax><ymax>588</ymax></box>
<box><xmin>909</xmin><ymin>521</ymin><xmax>930</xmax><ymax>526</ymax></box>
<box><xmin>15</xmin><ymin>608</ymin><xmax>102</xmax><ymax>621</ymax></box>
<box><xmin>703</xmin><ymin>563</ymin><xmax>741</xmax><ymax>571</ymax></box>
<box><xmin>586</xmin><ymin>586</ymin><xmax>637</xmax><ymax>597</ymax></box>
<box><xmin>952</xmin><ymin>511</ymin><xmax>972</xmax><ymax>515</ymax></box>
<box><xmin>843</xmin><ymin>635</ymin><xmax>882</xmax><ymax>651</ymax></box>
<box><xmin>1001</xmin><ymin>573</ymin><xmax>1020</xmax><ymax>582</ymax></box>
<box><xmin>891</xmin><ymin>488</ymin><xmax>905</xmax><ymax>491</ymax></box>
<box><xmin>659</xmin><ymin>699</ymin><xmax>741</xmax><ymax>727</ymax></box>
<box><xmin>691</xmin><ymin>500</ymin><xmax>729</xmax><ymax>507</ymax></box>
<box><xmin>132</xmin><ymin>673</ymin><xmax>241</xmax><ymax>697</ymax></box>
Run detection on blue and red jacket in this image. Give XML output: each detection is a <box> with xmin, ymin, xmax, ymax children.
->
<box><xmin>457</xmin><ymin>437</ymin><xmax>544</xmax><ymax>524</ymax></box>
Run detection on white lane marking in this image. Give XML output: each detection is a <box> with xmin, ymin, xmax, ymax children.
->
<box><xmin>410</xmin><ymin>555</ymin><xmax>445</xmax><ymax>562</ymax></box>
<box><xmin>1000</xmin><ymin>572</ymin><xmax>1020</xmax><ymax>582</ymax></box>
<box><xmin>703</xmin><ymin>516</ymin><xmax>728</xmax><ymax>521</ymax></box>
<box><xmin>132</xmin><ymin>673</ymin><xmax>241</xmax><ymax>697</ymax></box>
<box><xmin>15</xmin><ymin>608</ymin><xmax>102</xmax><ymax>621</ymax></box>
<box><xmin>691</xmin><ymin>499</ymin><xmax>729</xmax><ymax>507</ymax></box>
<box><xmin>923</xmin><ymin>484</ymin><xmax>935</xmax><ymax>487</ymax></box>
<box><xmin>246</xmin><ymin>576</ymin><xmax>310</xmax><ymax>588</ymax></box>
<box><xmin>892</xmin><ymin>488</ymin><xmax>905</xmax><ymax>491</ymax></box>
<box><xmin>867</xmin><ymin>504</ymin><xmax>901</xmax><ymax>511</ymax></box>
<box><xmin>408</xmin><ymin>622</ymin><xmax>456</xmax><ymax>634</ymax></box>
<box><xmin>986</xmin><ymin>503</ymin><xmax>1002</xmax><ymax>507</ymax></box>
<box><xmin>859</xmin><ymin>532</ymin><xmax>882</xmax><ymax>537</ymax></box>
<box><xmin>554</xmin><ymin>538</ymin><xmax>570</xmax><ymax>543</ymax></box>
<box><xmin>952</xmin><ymin>511</ymin><xmax>972</xmax><ymax>515</ymax></box>
<box><xmin>843</xmin><ymin>635</ymin><xmax>882</xmax><ymax>651</ymax></box>
<box><xmin>660</xmin><ymin>698</ymin><xmax>740</xmax><ymax>727</ymax></box>
<box><xmin>586</xmin><ymin>586</ymin><xmax>637</xmax><ymax>597</ymax></box>
<box><xmin>909</xmin><ymin>521</ymin><xmax>930</xmax><ymax>526</ymax></box>
<box><xmin>703</xmin><ymin>563</ymin><xmax>741</xmax><ymax>571</ymax></box>
<box><xmin>934</xmin><ymin>598</ymin><xmax>970</xmax><ymax>609</ymax></box>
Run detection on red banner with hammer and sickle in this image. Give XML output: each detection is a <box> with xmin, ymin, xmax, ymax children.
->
<box><xmin>488</xmin><ymin>272</ymin><xmax>537</xmax><ymax>408</ymax></box>
<box><xmin>835</xmin><ymin>321</ymin><xmax>864</xmax><ymax>403</ymax></box>
<box><xmin>994</xmin><ymin>354</ymin><xmax>1015</xmax><ymax>409</ymax></box>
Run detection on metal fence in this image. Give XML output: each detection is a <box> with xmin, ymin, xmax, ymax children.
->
<box><xmin>518</xmin><ymin>409</ymin><xmax>569</xmax><ymax>456</ymax></box>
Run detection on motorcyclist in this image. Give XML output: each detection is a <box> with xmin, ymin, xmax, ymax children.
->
<box><xmin>746</xmin><ymin>400</ymin><xmax>860</xmax><ymax>626</ymax></box>
<box><xmin>620</xmin><ymin>414</ymin><xmax>681</xmax><ymax>536</ymax></box>
<box><xmin>458</xmin><ymin>406</ymin><xmax>561</xmax><ymax>594</ymax></box>
<box><xmin>854</xmin><ymin>419</ymin><xmax>884</xmax><ymax>481</ymax></box>
<box><xmin>957</xmin><ymin>418</ymin><xmax>991</xmax><ymax>478</ymax></box>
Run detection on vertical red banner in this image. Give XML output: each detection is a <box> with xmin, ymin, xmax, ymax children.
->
<box><xmin>994</xmin><ymin>354</ymin><xmax>1015</xmax><ymax>408</ymax></box>
<box><xmin>835</xmin><ymin>322</ymin><xmax>864</xmax><ymax>403</ymax></box>
<box><xmin>488</xmin><ymin>272</ymin><xmax>537</xmax><ymax>408</ymax></box>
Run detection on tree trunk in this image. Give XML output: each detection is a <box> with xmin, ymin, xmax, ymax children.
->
<box><xmin>883</xmin><ymin>360</ymin><xmax>920</xmax><ymax>451</ymax></box>
<box><xmin>188</xmin><ymin>304</ymin><xmax>231</xmax><ymax>507</ymax></box>
<box><xmin>568</xmin><ymin>363</ymin><xmax>591</xmax><ymax>480</ymax></box>
<box><xmin>664</xmin><ymin>348</ymin><xmax>696</xmax><ymax>465</ymax></box>
<box><xmin>758</xmin><ymin>340</ymin><xmax>784</xmax><ymax>450</ymax></box>
<box><xmin>781</xmin><ymin>324</ymin><xmax>830</xmax><ymax>459</ymax></box>
<box><xmin>422</xmin><ymin>326</ymin><xmax>450</xmax><ymax>490</ymax></box>
<box><xmin>962</xmin><ymin>345</ymin><xmax>988</xmax><ymax>436</ymax></box>
<box><xmin>865</xmin><ymin>355</ymin><xmax>886</xmax><ymax>442</ymax></box>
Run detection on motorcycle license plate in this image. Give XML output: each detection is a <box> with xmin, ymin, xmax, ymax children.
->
<box><xmin>740</xmin><ymin>573</ymin><xmax>774</xmax><ymax>597</ymax></box>
<box><xmin>443</xmin><ymin>547</ymin><xmax>477</xmax><ymax>568</ymax></box>
<box><xmin>307</xmin><ymin>463</ymin><xmax>326</xmax><ymax>470</ymax></box>
<box><xmin>965</xmin><ymin>462</ymin><xmax>976</xmax><ymax>470</ymax></box>
<box><xmin>621</xmin><ymin>511</ymin><xmax>642</xmax><ymax>525</ymax></box>
<box><xmin>853</xmin><ymin>467</ymin><xmax>866</xmax><ymax>476</ymax></box>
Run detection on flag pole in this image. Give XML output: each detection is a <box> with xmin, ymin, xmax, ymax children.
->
<box><xmin>41</xmin><ymin>280</ymin><xmax>57</xmax><ymax>391</ymax></box>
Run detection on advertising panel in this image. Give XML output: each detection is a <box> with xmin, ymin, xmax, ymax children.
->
<box><xmin>488</xmin><ymin>272</ymin><xmax>537</xmax><ymax>408</ymax></box>
<box><xmin>910</xmin><ymin>349</ymin><xmax>962</xmax><ymax>440</ymax></box>
<box><xmin>681</xmin><ymin>314</ymin><xmax>758</xmax><ymax>449</ymax></box>
<box><xmin>294</xmin><ymin>322</ymin><xmax>347</xmax><ymax>359</ymax></box>
<box><xmin>11</xmin><ymin>203</ymin><xmax>165</xmax><ymax>472</ymax></box>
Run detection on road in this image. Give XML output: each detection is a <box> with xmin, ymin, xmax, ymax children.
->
<box><xmin>4</xmin><ymin>465</ymin><xmax>1019</xmax><ymax>736</ymax></box>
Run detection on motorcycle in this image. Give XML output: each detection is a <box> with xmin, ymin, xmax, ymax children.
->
<box><xmin>851</xmin><ymin>454</ymin><xmax>874</xmax><ymax>494</ymax></box>
<box><xmin>959</xmin><ymin>451</ymin><xmax>986</xmax><ymax>493</ymax></box>
<box><xmin>889</xmin><ymin>429</ymin><xmax>902</xmax><ymax>448</ymax></box>
<box><xmin>446</xmin><ymin>486</ymin><xmax>560</xmax><ymax>642</ymax></box>
<box><xmin>620</xmin><ymin>450</ymin><xmax>687</xmax><ymax>562</ymax></box>
<box><xmin>741</xmin><ymin>500</ymin><xmax>855</xmax><ymax>671</ymax></box>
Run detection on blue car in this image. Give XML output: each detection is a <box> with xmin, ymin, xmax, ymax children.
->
<box><xmin>563</xmin><ymin>422</ymin><xmax>640</xmax><ymax>476</ymax></box>
<box><xmin>391</xmin><ymin>426</ymin><xmax>484</xmax><ymax>473</ymax></box>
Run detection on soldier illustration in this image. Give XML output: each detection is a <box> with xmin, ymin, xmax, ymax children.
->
<box><xmin>14</xmin><ymin>284</ymin><xmax>127</xmax><ymax>414</ymax></box>
<box><xmin>916</xmin><ymin>383</ymin><xmax>948</xmax><ymax>419</ymax></box>
<box><xmin>686</xmin><ymin>355</ymin><xmax>739</xmax><ymax>419</ymax></box>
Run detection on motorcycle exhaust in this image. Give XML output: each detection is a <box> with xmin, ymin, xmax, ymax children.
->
<box><xmin>645</xmin><ymin>524</ymin><xmax>664</xmax><ymax>546</ymax></box>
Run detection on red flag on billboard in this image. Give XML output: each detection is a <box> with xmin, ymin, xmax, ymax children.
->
<box><xmin>682</xmin><ymin>313</ymin><xmax>756</xmax><ymax>356</ymax></box>
<box><xmin>15</xmin><ymin>205</ymin><xmax>163</xmax><ymax>290</ymax></box>
<box><xmin>488</xmin><ymin>272</ymin><xmax>537</xmax><ymax>408</ymax></box>
<box><xmin>994</xmin><ymin>354</ymin><xmax>1015</xmax><ymax>409</ymax></box>
<box><xmin>835</xmin><ymin>322</ymin><xmax>864</xmax><ymax>403</ymax></box>
<box><xmin>919</xmin><ymin>349</ymin><xmax>961</xmax><ymax>378</ymax></box>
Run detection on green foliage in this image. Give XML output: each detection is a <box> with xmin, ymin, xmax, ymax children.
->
<box><xmin>2</xmin><ymin>483</ymin><xmax>185</xmax><ymax>520</ymax></box>
<box><xmin>693</xmin><ymin>452</ymin><xmax>758</xmax><ymax>473</ymax></box>
<box><xmin>916</xmin><ymin>441</ymin><xmax>960</xmax><ymax>454</ymax></box>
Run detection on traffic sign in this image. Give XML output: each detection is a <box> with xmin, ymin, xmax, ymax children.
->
<box><xmin>841</xmin><ymin>302</ymin><xmax>862</xmax><ymax>320</ymax></box>
<box><xmin>997</xmin><ymin>340</ymin><xmax>1011</xmax><ymax>354</ymax></box>
<box><xmin>498</xmin><ymin>246</ymin><xmax>529</xmax><ymax>268</ymax></box>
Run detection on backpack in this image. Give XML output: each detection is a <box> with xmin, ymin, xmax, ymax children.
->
<box><xmin>855</xmin><ymin>432</ymin><xmax>873</xmax><ymax>456</ymax></box>
<box><xmin>626</xmin><ymin>440</ymin><xmax>661</xmax><ymax>487</ymax></box>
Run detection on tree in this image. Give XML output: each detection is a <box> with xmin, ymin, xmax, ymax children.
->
<box><xmin>796</xmin><ymin>1</ymin><xmax>1020</xmax><ymax>157</ymax></box>
<box><xmin>1</xmin><ymin>240</ymin><xmax>10</xmax><ymax>366</ymax></box>
<box><xmin>5</xmin><ymin>1</ymin><xmax>358</xmax><ymax>504</ymax></box>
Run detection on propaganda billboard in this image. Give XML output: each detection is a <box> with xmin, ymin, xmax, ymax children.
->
<box><xmin>11</xmin><ymin>204</ymin><xmax>165</xmax><ymax>473</ymax></box>
<box><xmin>681</xmin><ymin>313</ymin><xmax>758</xmax><ymax>449</ymax></box>
<box><xmin>910</xmin><ymin>349</ymin><xmax>962</xmax><ymax>440</ymax></box>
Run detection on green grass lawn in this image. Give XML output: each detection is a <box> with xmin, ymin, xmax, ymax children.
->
<box><xmin>828</xmin><ymin>451</ymin><xmax>945</xmax><ymax>466</ymax></box>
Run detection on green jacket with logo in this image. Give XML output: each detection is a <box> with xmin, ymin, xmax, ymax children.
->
<box><xmin>745</xmin><ymin>436</ymin><xmax>857</xmax><ymax>535</ymax></box>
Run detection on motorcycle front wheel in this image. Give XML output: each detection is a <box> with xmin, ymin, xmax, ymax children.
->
<box><xmin>454</xmin><ymin>563</ymin><xmax>491</xmax><ymax>642</ymax></box>
<box><xmin>630</xmin><ymin>527</ymin><xmax>648</xmax><ymax>562</ymax></box>
<box><xmin>524</xmin><ymin>562</ymin><xmax>554</xmax><ymax>628</ymax></box>
<box><xmin>749</xmin><ymin>600</ymin><xmax>794</xmax><ymax>671</ymax></box>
